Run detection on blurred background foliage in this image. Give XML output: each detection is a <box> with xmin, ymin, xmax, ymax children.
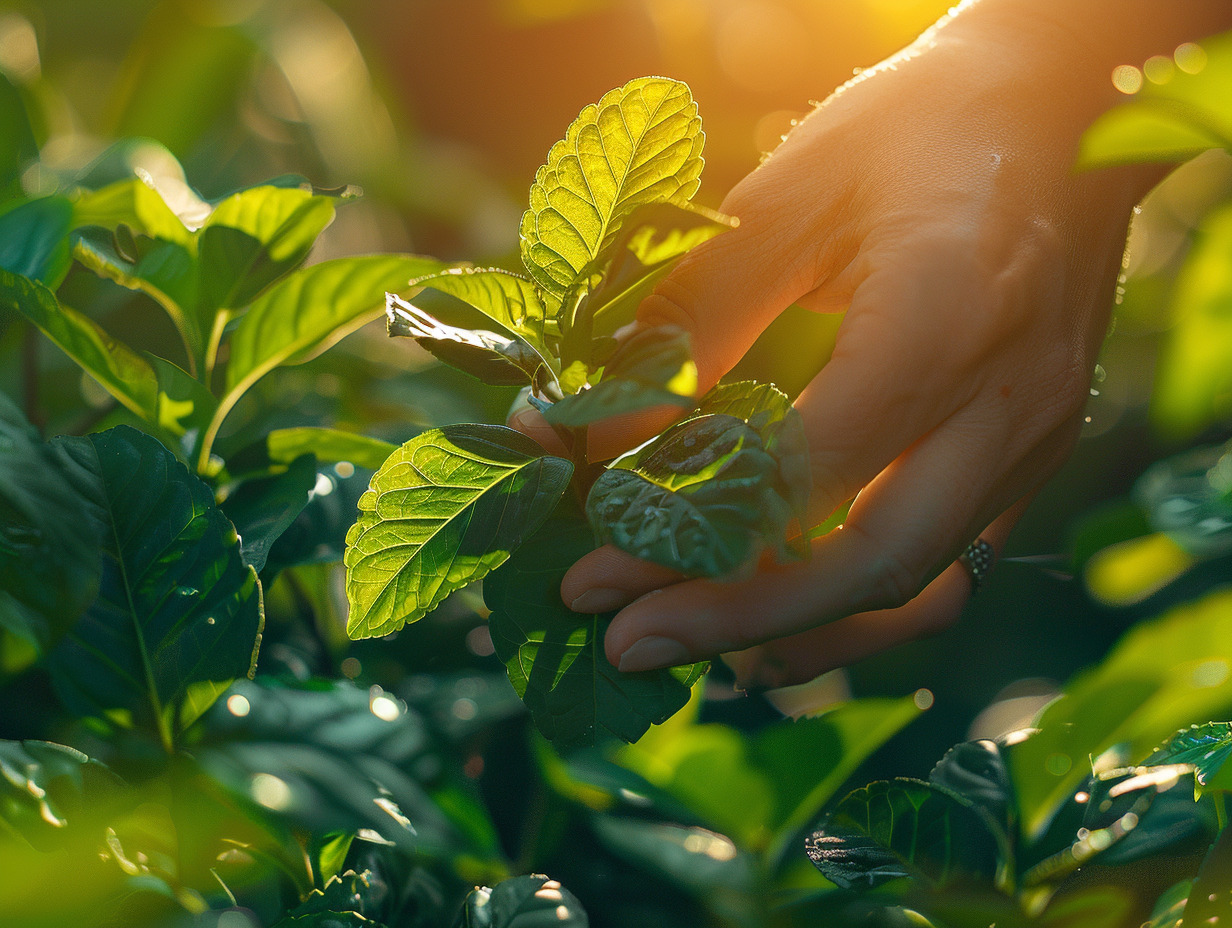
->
<box><xmin>4</xmin><ymin>0</ymin><xmax>1232</xmax><ymax>925</ymax></box>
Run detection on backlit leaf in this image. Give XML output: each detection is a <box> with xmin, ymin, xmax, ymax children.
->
<box><xmin>225</xmin><ymin>254</ymin><xmax>443</xmax><ymax>400</ymax></box>
<box><xmin>267</xmin><ymin>428</ymin><xmax>397</xmax><ymax>472</ymax></box>
<box><xmin>45</xmin><ymin>427</ymin><xmax>263</xmax><ymax>744</ymax></box>
<box><xmin>344</xmin><ymin>425</ymin><xmax>572</xmax><ymax>639</ymax></box>
<box><xmin>520</xmin><ymin>77</ymin><xmax>704</xmax><ymax>297</ymax></box>
<box><xmin>405</xmin><ymin>266</ymin><xmax>553</xmax><ymax>353</ymax></box>
<box><xmin>485</xmin><ymin>504</ymin><xmax>706</xmax><ymax>750</ymax></box>
<box><xmin>1145</xmin><ymin>721</ymin><xmax>1232</xmax><ymax>792</ymax></box>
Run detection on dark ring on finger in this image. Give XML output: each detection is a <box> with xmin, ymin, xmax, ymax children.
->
<box><xmin>959</xmin><ymin>538</ymin><xmax>996</xmax><ymax>591</ymax></box>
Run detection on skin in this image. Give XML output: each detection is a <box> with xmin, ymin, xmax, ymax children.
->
<box><xmin>511</xmin><ymin>0</ymin><xmax>1232</xmax><ymax>688</ymax></box>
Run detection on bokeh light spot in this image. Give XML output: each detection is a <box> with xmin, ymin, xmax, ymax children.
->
<box><xmin>1111</xmin><ymin>65</ymin><xmax>1143</xmax><ymax>95</ymax></box>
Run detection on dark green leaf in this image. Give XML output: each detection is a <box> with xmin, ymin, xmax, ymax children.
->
<box><xmin>45</xmin><ymin>426</ymin><xmax>263</xmax><ymax>743</ymax></box>
<box><xmin>485</xmin><ymin>505</ymin><xmax>706</xmax><ymax>750</ymax></box>
<box><xmin>272</xmin><ymin>870</ymin><xmax>388</xmax><ymax>927</ymax></box>
<box><xmin>0</xmin><ymin>197</ymin><xmax>73</xmax><ymax>286</ymax></box>
<box><xmin>700</xmin><ymin>379</ymin><xmax>811</xmax><ymax>517</ymax></box>
<box><xmin>1135</xmin><ymin>438</ymin><xmax>1232</xmax><ymax>557</ymax></box>
<box><xmin>1146</xmin><ymin>721</ymin><xmax>1232</xmax><ymax>791</ymax></box>
<box><xmin>520</xmin><ymin>77</ymin><xmax>704</xmax><ymax>297</ymax></box>
<box><xmin>0</xmin><ymin>393</ymin><xmax>101</xmax><ymax>650</ymax></box>
<box><xmin>264</xmin><ymin>465</ymin><xmax>371</xmax><ymax>579</ymax></box>
<box><xmin>587</xmin><ymin>414</ymin><xmax>791</xmax><ymax>576</ymax></box>
<box><xmin>805</xmin><ymin>778</ymin><xmax>1002</xmax><ymax>890</ymax></box>
<box><xmin>345</xmin><ymin>425</ymin><xmax>572</xmax><ymax>638</ymax></box>
<box><xmin>541</xmin><ymin>378</ymin><xmax>694</xmax><ymax>427</ymax></box>
<box><xmin>1024</xmin><ymin>764</ymin><xmax>1199</xmax><ymax>884</ymax></box>
<box><xmin>0</xmin><ymin>740</ymin><xmax>118</xmax><ymax>850</ymax></box>
<box><xmin>929</xmin><ymin>740</ymin><xmax>1016</xmax><ymax>836</ymax></box>
<box><xmin>194</xmin><ymin>679</ymin><xmax>467</xmax><ymax>855</ymax></box>
<box><xmin>1038</xmin><ymin>887</ymin><xmax>1135</xmax><ymax>928</ymax></box>
<box><xmin>1145</xmin><ymin>825</ymin><xmax>1232</xmax><ymax>928</ymax></box>
<box><xmin>267</xmin><ymin>428</ymin><xmax>398</xmax><ymax>472</ymax></box>
<box><xmin>387</xmin><ymin>291</ymin><xmax>550</xmax><ymax>388</ymax></box>
<box><xmin>453</xmin><ymin>874</ymin><xmax>588</xmax><ymax>928</ymax></box>
<box><xmin>220</xmin><ymin>453</ymin><xmax>318</xmax><ymax>573</ymax></box>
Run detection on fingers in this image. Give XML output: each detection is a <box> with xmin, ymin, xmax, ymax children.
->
<box><xmin>722</xmin><ymin>498</ymin><xmax>1028</xmax><ymax>689</ymax></box>
<box><xmin>506</xmin><ymin>404</ymin><xmax>569</xmax><ymax>457</ymax></box>
<box><xmin>601</xmin><ymin>400</ymin><xmax>1050</xmax><ymax>672</ymax></box>
<box><xmin>560</xmin><ymin>546</ymin><xmax>685</xmax><ymax>614</ymax></box>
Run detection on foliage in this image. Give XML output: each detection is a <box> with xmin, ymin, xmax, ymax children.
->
<box><xmin>4</xmin><ymin>10</ymin><xmax>1232</xmax><ymax>928</ymax></box>
<box><xmin>344</xmin><ymin>76</ymin><xmax>810</xmax><ymax>750</ymax></box>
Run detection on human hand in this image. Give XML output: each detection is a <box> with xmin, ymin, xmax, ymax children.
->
<box><xmin>511</xmin><ymin>3</ymin><xmax>1174</xmax><ymax>688</ymax></box>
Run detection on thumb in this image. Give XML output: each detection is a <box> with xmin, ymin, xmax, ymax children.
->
<box><xmin>586</xmin><ymin>169</ymin><xmax>825</xmax><ymax>460</ymax></box>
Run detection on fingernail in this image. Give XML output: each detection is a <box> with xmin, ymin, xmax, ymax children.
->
<box><xmin>569</xmin><ymin>588</ymin><xmax>632</xmax><ymax>614</ymax></box>
<box><xmin>617</xmin><ymin>636</ymin><xmax>691</xmax><ymax>673</ymax></box>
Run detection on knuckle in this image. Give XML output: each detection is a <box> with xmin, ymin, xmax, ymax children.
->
<box><xmin>865</xmin><ymin>549</ymin><xmax>922</xmax><ymax>612</ymax></box>
<box><xmin>639</xmin><ymin>281</ymin><xmax>699</xmax><ymax>333</ymax></box>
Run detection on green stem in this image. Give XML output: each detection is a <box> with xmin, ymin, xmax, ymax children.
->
<box><xmin>203</xmin><ymin>310</ymin><xmax>230</xmax><ymax>386</ymax></box>
<box><xmin>196</xmin><ymin>385</ymin><xmax>243</xmax><ymax>475</ymax></box>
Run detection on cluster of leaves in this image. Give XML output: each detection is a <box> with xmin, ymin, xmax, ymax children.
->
<box><xmin>343</xmin><ymin>76</ymin><xmax>812</xmax><ymax>750</ymax></box>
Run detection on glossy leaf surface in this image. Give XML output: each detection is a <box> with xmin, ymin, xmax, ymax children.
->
<box><xmin>0</xmin><ymin>394</ymin><xmax>101</xmax><ymax>649</ymax></box>
<box><xmin>194</xmin><ymin>679</ymin><xmax>468</xmax><ymax>854</ymax></box>
<box><xmin>485</xmin><ymin>505</ymin><xmax>706</xmax><ymax>750</ymax></box>
<box><xmin>345</xmin><ymin>425</ymin><xmax>572</xmax><ymax>638</ymax></box>
<box><xmin>453</xmin><ymin>874</ymin><xmax>588</xmax><ymax>928</ymax></box>
<box><xmin>45</xmin><ymin>427</ymin><xmax>262</xmax><ymax>740</ymax></box>
<box><xmin>519</xmin><ymin>77</ymin><xmax>704</xmax><ymax>296</ymax></box>
<box><xmin>805</xmin><ymin>778</ymin><xmax>1002</xmax><ymax>890</ymax></box>
<box><xmin>1146</xmin><ymin>721</ymin><xmax>1232</xmax><ymax>791</ymax></box>
<box><xmin>271</xmin><ymin>870</ymin><xmax>386</xmax><ymax>927</ymax></box>
<box><xmin>220</xmin><ymin>453</ymin><xmax>317</xmax><ymax>574</ymax></box>
<box><xmin>0</xmin><ymin>196</ymin><xmax>73</xmax><ymax>286</ymax></box>
<box><xmin>587</xmin><ymin>413</ymin><xmax>791</xmax><ymax>576</ymax></box>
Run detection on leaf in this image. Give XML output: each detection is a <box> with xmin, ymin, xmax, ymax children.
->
<box><xmin>72</xmin><ymin>228</ymin><xmax>202</xmax><ymax>361</ymax></box>
<box><xmin>520</xmin><ymin>77</ymin><xmax>704</xmax><ymax>297</ymax></box>
<box><xmin>1150</xmin><ymin>203</ymin><xmax>1232</xmax><ymax>439</ymax></box>
<box><xmin>542</xmin><ymin>324</ymin><xmax>698</xmax><ymax>426</ymax></box>
<box><xmin>453</xmin><ymin>875</ymin><xmax>588</xmax><ymax>928</ymax></box>
<box><xmin>405</xmin><ymin>266</ymin><xmax>552</xmax><ymax>353</ymax></box>
<box><xmin>0</xmin><ymin>73</ymin><xmax>37</xmax><ymax>201</ymax></box>
<box><xmin>0</xmin><ymin>197</ymin><xmax>74</xmax><ymax>286</ymax></box>
<box><xmin>264</xmin><ymin>465</ymin><xmax>372</xmax><ymax>579</ymax></box>
<box><xmin>1145</xmin><ymin>825</ymin><xmax>1232</xmax><ymax>928</ymax></box>
<box><xmin>72</xmin><ymin>175</ymin><xmax>193</xmax><ymax>244</ymax></box>
<box><xmin>44</xmin><ymin>426</ymin><xmax>263</xmax><ymax>744</ymax></box>
<box><xmin>485</xmin><ymin>504</ymin><xmax>707</xmax><ymax>750</ymax></box>
<box><xmin>224</xmin><ymin>253</ymin><xmax>443</xmax><ymax>401</ymax></box>
<box><xmin>0</xmin><ymin>268</ymin><xmax>214</xmax><ymax>438</ymax></box>
<box><xmin>194</xmin><ymin>679</ymin><xmax>468</xmax><ymax>855</ymax></box>
<box><xmin>1146</xmin><ymin>722</ymin><xmax>1232</xmax><ymax>792</ymax></box>
<box><xmin>272</xmin><ymin>870</ymin><xmax>388</xmax><ymax>927</ymax></box>
<box><xmin>0</xmin><ymin>740</ymin><xmax>119</xmax><ymax>851</ymax></box>
<box><xmin>586</xmin><ymin>414</ymin><xmax>792</xmax><ymax>576</ymax></box>
<box><xmin>1010</xmin><ymin>587</ymin><xmax>1232</xmax><ymax>840</ymax></box>
<box><xmin>344</xmin><ymin>425</ymin><xmax>572</xmax><ymax>639</ymax></box>
<box><xmin>1135</xmin><ymin>438</ymin><xmax>1232</xmax><ymax>558</ymax></box>
<box><xmin>577</xmin><ymin>200</ymin><xmax>733</xmax><ymax>343</ymax></box>
<box><xmin>1078</xmin><ymin>32</ymin><xmax>1232</xmax><ymax>169</ymax></box>
<box><xmin>196</xmin><ymin>185</ymin><xmax>335</xmax><ymax>311</ymax></box>
<box><xmin>387</xmin><ymin>291</ymin><xmax>549</xmax><ymax>388</ymax></box>
<box><xmin>267</xmin><ymin>428</ymin><xmax>398</xmax><ymax>472</ymax></box>
<box><xmin>700</xmin><ymin>379</ymin><xmax>811</xmax><ymax>517</ymax></box>
<box><xmin>804</xmin><ymin>778</ymin><xmax>1002</xmax><ymax>890</ymax></box>
<box><xmin>929</xmin><ymin>740</ymin><xmax>1016</xmax><ymax>836</ymax></box>
<box><xmin>220</xmin><ymin>453</ymin><xmax>318</xmax><ymax>573</ymax></box>
<box><xmin>0</xmin><ymin>393</ymin><xmax>102</xmax><ymax>650</ymax></box>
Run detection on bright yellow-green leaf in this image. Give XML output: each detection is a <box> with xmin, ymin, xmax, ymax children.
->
<box><xmin>344</xmin><ymin>425</ymin><xmax>572</xmax><ymax>639</ymax></box>
<box><xmin>519</xmin><ymin>77</ymin><xmax>704</xmax><ymax>297</ymax></box>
